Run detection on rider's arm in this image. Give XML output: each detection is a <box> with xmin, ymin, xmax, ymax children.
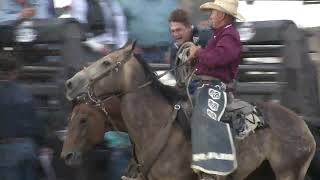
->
<box><xmin>195</xmin><ymin>34</ymin><xmax>241</xmax><ymax>68</ymax></box>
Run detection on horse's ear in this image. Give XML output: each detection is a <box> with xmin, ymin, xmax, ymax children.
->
<box><xmin>130</xmin><ymin>40</ymin><xmax>137</xmax><ymax>52</ymax></box>
<box><xmin>123</xmin><ymin>39</ymin><xmax>137</xmax><ymax>53</ymax></box>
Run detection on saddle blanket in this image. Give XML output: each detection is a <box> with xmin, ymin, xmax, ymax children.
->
<box><xmin>191</xmin><ymin>84</ymin><xmax>237</xmax><ymax>176</ymax></box>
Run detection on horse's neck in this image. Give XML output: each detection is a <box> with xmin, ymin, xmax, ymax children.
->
<box><xmin>120</xmin><ymin>59</ymin><xmax>174</xmax><ymax>150</ymax></box>
<box><xmin>120</xmin><ymin>86</ymin><xmax>173</xmax><ymax>151</ymax></box>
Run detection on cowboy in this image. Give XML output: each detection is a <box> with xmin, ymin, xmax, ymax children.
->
<box><xmin>187</xmin><ymin>0</ymin><xmax>244</xmax><ymax>179</ymax></box>
<box><xmin>188</xmin><ymin>0</ymin><xmax>244</xmax><ymax>88</ymax></box>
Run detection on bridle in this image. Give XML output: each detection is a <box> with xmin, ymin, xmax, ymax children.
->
<box><xmin>78</xmin><ymin>52</ymin><xmax>151</xmax><ymax>132</ymax></box>
<box><xmin>73</xmin><ymin>93</ymin><xmax>121</xmax><ymax>132</ymax></box>
<box><xmin>85</xmin><ymin>51</ymin><xmax>188</xmax><ymax>109</ymax></box>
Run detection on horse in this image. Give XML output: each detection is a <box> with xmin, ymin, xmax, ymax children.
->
<box><xmin>62</xmin><ymin>42</ymin><xmax>316</xmax><ymax>180</ymax></box>
<box><xmin>61</xmin><ymin>96</ymin><xmax>126</xmax><ymax>166</ymax></box>
<box><xmin>63</xmin><ymin>98</ymin><xmax>280</xmax><ymax>180</ymax></box>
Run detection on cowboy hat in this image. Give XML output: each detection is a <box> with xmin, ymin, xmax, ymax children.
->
<box><xmin>200</xmin><ymin>0</ymin><xmax>245</xmax><ymax>21</ymax></box>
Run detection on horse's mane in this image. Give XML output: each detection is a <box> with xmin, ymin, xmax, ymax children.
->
<box><xmin>134</xmin><ymin>54</ymin><xmax>186</xmax><ymax>104</ymax></box>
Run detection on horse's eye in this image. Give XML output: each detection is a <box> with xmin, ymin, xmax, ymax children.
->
<box><xmin>103</xmin><ymin>60</ymin><xmax>111</xmax><ymax>66</ymax></box>
<box><xmin>80</xmin><ymin>118</ymin><xmax>87</xmax><ymax>125</ymax></box>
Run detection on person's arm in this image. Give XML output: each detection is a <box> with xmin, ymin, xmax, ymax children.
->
<box><xmin>70</xmin><ymin>0</ymin><xmax>87</xmax><ymax>23</ymax></box>
<box><xmin>195</xmin><ymin>34</ymin><xmax>240</xmax><ymax>68</ymax></box>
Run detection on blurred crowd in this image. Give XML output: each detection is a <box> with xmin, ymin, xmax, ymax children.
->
<box><xmin>0</xmin><ymin>0</ymin><xmax>210</xmax><ymax>64</ymax></box>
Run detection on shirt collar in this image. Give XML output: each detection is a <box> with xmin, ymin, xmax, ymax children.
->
<box><xmin>214</xmin><ymin>24</ymin><xmax>232</xmax><ymax>35</ymax></box>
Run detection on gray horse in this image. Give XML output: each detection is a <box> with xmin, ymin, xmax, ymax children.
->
<box><xmin>63</xmin><ymin>42</ymin><xmax>316</xmax><ymax>180</ymax></box>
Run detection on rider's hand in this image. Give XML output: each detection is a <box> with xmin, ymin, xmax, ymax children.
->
<box><xmin>20</xmin><ymin>8</ymin><xmax>36</xmax><ymax>18</ymax></box>
<box><xmin>187</xmin><ymin>45</ymin><xmax>200</xmax><ymax>63</ymax></box>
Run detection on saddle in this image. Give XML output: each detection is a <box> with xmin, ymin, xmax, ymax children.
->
<box><xmin>176</xmin><ymin>96</ymin><xmax>265</xmax><ymax>140</ymax></box>
<box><xmin>222</xmin><ymin>99</ymin><xmax>265</xmax><ymax>139</ymax></box>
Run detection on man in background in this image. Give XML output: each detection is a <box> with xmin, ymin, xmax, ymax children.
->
<box><xmin>0</xmin><ymin>55</ymin><xmax>53</xmax><ymax>180</ymax></box>
<box><xmin>71</xmin><ymin>0</ymin><xmax>128</xmax><ymax>56</ymax></box>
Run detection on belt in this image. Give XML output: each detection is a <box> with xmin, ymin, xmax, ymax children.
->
<box><xmin>194</xmin><ymin>75</ymin><xmax>219</xmax><ymax>81</ymax></box>
<box><xmin>0</xmin><ymin>137</ymin><xmax>31</xmax><ymax>144</ymax></box>
<box><xmin>194</xmin><ymin>75</ymin><xmax>236</xmax><ymax>92</ymax></box>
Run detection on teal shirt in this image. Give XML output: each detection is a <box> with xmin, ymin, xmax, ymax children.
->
<box><xmin>104</xmin><ymin>131</ymin><xmax>131</xmax><ymax>149</ymax></box>
<box><xmin>119</xmin><ymin>0</ymin><xmax>177</xmax><ymax>47</ymax></box>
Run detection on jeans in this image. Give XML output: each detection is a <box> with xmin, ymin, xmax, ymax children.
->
<box><xmin>0</xmin><ymin>139</ymin><xmax>38</xmax><ymax>180</ymax></box>
<box><xmin>188</xmin><ymin>80</ymin><xmax>202</xmax><ymax>95</ymax></box>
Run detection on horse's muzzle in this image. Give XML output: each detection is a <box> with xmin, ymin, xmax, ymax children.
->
<box><xmin>61</xmin><ymin>151</ymin><xmax>83</xmax><ymax>167</ymax></box>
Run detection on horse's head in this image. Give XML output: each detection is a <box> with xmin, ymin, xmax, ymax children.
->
<box><xmin>61</xmin><ymin>97</ymin><xmax>127</xmax><ymax>166</ymax></box>
<box><xmin>65</xmin><ymin>42</ymin><xmax>137</xmax><ymax>100</ymax></box>
<box><xmin>60</xmin><ymin>103</ymin><xmax>107</xmax><ymax>166</ymax></box>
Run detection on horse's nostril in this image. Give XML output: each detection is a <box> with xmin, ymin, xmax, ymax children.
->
<box><xmin>64</xmin><ymin>152</ymin><xmax>75</xmax><ymax>161</ymax></box>
<box><xmin>66</xmin><ymin>81</ymin><xmax>72</xmax><ymax>89</ymax></box>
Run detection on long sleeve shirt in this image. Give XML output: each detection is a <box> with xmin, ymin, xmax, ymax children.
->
<box><xmin>0</xmin><ymin>0</ymin><xmax>54</xmax><ymax>23</ymax></box>
<box><xmin>195</xmin><ymin>24</ymin><xmax>241</xmax><ymax>83</ymax></box>
<box><xmin>71</xmin><ymin>0</ymin><xmax>128</xmax><ymax>48</ymax></box>
<box><xmin>0</xmin><ymin>81</ymin><xmax>45</xmax><ymax>145</ymax></box>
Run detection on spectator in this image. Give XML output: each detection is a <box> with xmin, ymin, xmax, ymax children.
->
<box><xmin>0</xmin><ymin>55</ymin><xmax>54</xmax><ymax>180</ymax></box>
<box><xmin>0</xmin><ymin>0</ymin><xmax>54</xmax><ymax>23</ymax></box>
<box><xmin>71</xmin><ymin>0</ymin><xmax>128</xmax><ymax>55</ymax></box>
<box><xmin>119</xmin><ymin>0</ymin><xmax>177</xmax><ymax>63</ymax></box>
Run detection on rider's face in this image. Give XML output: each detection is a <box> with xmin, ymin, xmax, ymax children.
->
<box><xmin>169</xmin><ymin>22</ymin><xmax>192</xmax><ymax>46</ymax></box>
<box><xmin>209</xmin><ymin>10</ymin><xmax>225</xmax><ymax>29</ymax></box>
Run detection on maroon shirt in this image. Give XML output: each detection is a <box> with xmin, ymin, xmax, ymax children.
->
<box><xmin>194</xmin><ymin>24</ymin><xmax>241</xmax><ymax>83</ymax></box>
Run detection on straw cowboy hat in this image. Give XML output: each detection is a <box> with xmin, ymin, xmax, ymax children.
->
<box><xmin>200</xmin><ymin>0</ymin><xmax>245</xmax><ymax>21</ymax></box>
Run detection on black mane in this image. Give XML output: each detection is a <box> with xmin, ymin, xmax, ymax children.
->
<box><xmin>134</xmin><ymin>54</ymin><xmax>186</xmax><ymax>104</ymax></box>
